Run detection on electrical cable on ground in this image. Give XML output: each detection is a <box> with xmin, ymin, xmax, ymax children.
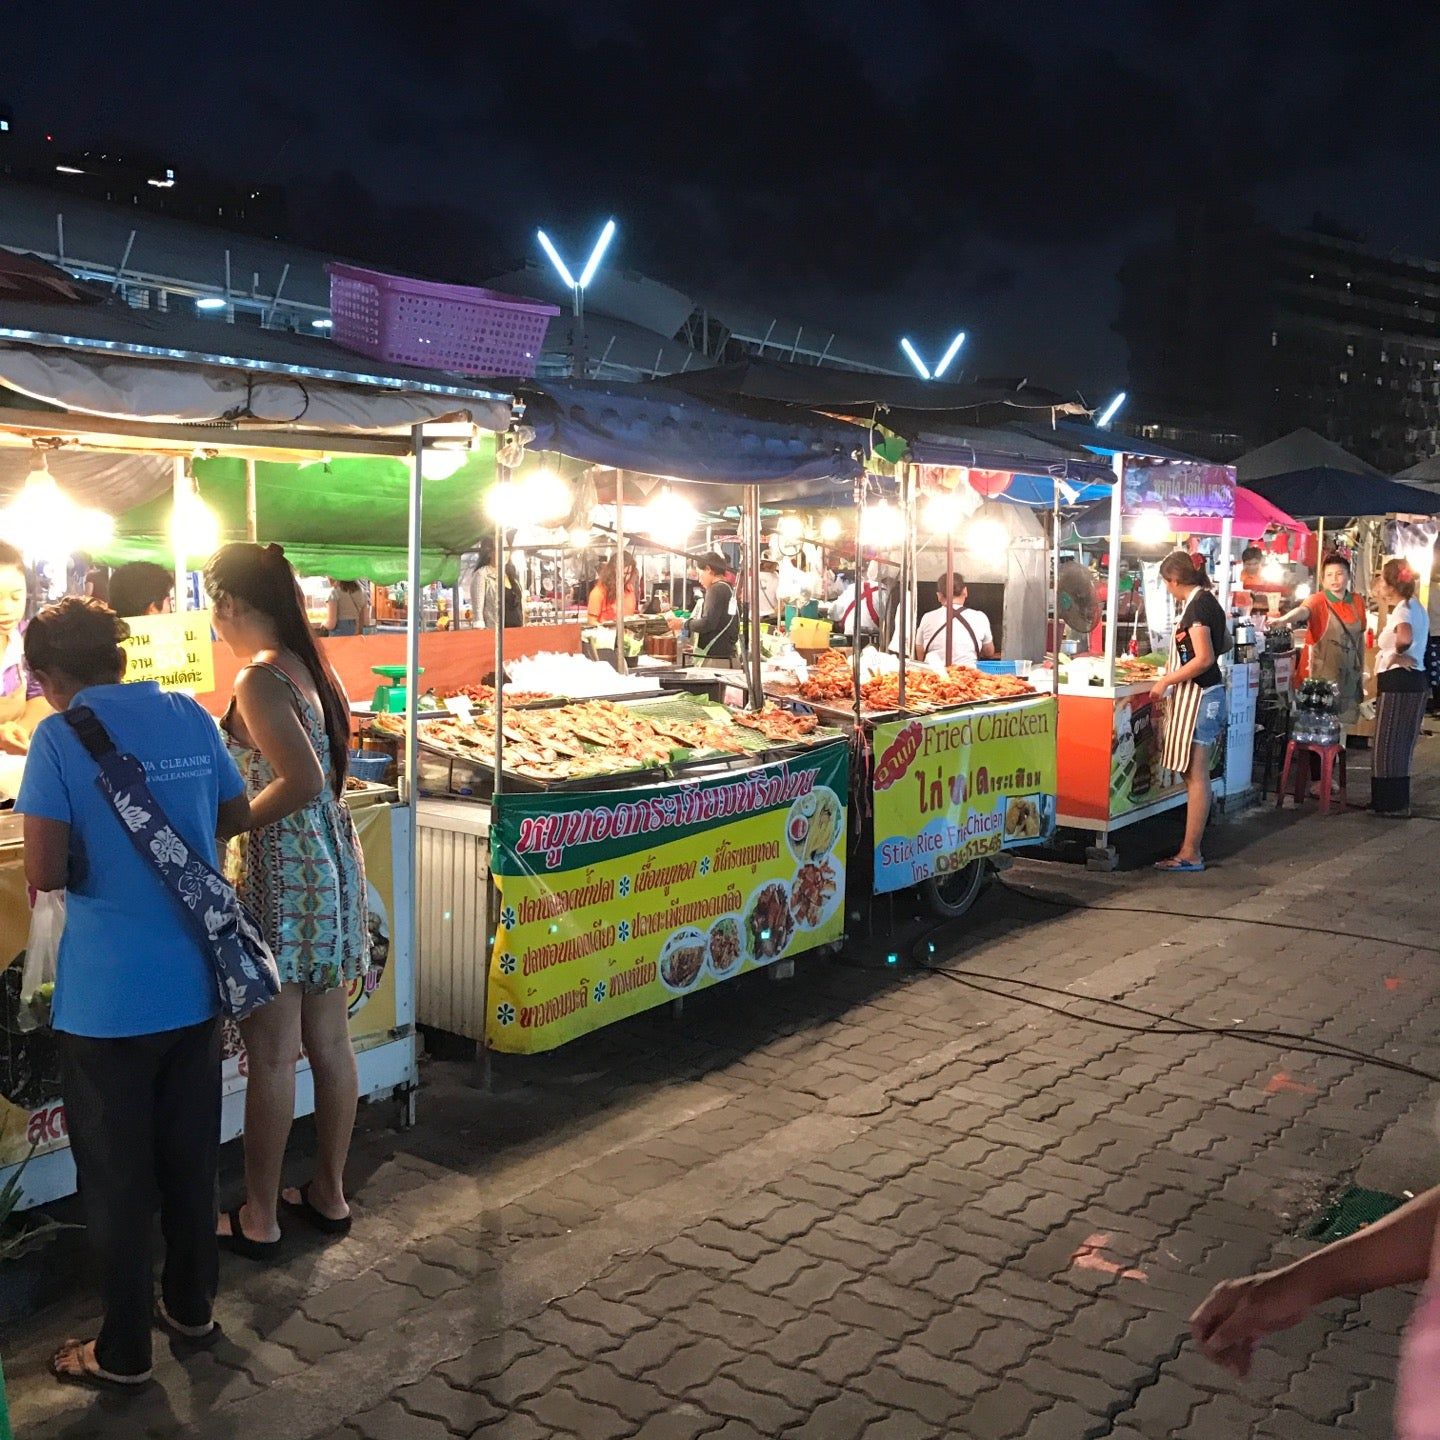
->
<box><xmin>899</xmin><ymin>885</ymin><xmax>1440</xmax><ymax>1085</ymax></box>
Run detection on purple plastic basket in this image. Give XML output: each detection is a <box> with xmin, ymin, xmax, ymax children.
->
<box><xmin>327</xmin><ymin>263</ymin><xmax>560</xmax><ymax>378</ymax></box>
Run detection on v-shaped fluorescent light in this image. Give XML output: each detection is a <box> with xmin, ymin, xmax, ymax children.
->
<box><xmin>899</xmin><ymin>331</ymin><xmax>966</xmax><ymax>380</ymax></box>
<box><xmin>537</xmin><ymin>219</ymin><xmax>617</xmax><ymax>292</ymax></box>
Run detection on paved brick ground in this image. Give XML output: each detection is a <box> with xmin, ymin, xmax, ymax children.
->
<box><xmin>6</xmin><ymin>732</ymin><xmax>1440</xmax><ymax>1438</ymax></box>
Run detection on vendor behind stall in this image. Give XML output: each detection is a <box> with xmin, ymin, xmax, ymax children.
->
<box><xmin>671</xmin><ymin>552</ymin><xmax>738</xmax><ymax>665</ymax></box>
<box><xmin>0</xmin><ymin>540</ymin><xmax>50</xmax><ymax>754</ymax></box>
<box><xmin>1270</xmin><ymin>554</ymin><xmax>1365</xmax><ymax>728</ymax></box>
<box><xmin>910</xmin><ymin>573</ymin><xmax>997</xmax><ymax>666</ymax></box>
<box><xmin>587</xmin><ymin>556</ymin><xmax>638</xmax><ymax>625</ymax></box>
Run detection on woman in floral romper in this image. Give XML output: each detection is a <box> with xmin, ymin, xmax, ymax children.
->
<box><xmin>206</xmin><ymin>543</ymin><xmax>369</xmax><ymax>1258</ymax></box>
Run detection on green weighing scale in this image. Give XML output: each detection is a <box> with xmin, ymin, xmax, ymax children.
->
<box><xmin>370</xmin><ymin>664</ymin><xmax>423</xmax><ymax>714</ymax></box>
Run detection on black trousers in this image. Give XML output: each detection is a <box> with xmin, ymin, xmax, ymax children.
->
<box><xmin>61</xmin><ymin>1017</ymin><xmax>221</xmax><ymax>1377</ymax></box>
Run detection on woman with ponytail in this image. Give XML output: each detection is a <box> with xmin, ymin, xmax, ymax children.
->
<box><xmin>205</xmin><ymin>543</ymin><xmax>369</xmax><ymax>1257</ymax></box>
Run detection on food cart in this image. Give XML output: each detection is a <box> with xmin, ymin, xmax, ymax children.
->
<box><xmin>0</xmin><ymin>304</ymin><xmax>508</xmax><ymax>1204</ymax></box>
<box><xmin>1052</xmin><ymin>450</ymin><xmax>1239</xmax><ymax>867</ymax></box>
<box><xmin>405</xmin><ymin>379</ymin><xmax>867</xmax><ymax>1057</ymax></box>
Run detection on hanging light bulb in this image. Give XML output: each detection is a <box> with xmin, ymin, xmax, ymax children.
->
<box><xmin>963</xmin><ymin>516</ymin><xmax>1008</xmax><ymax>557</ymax></box>
<box><xmin>819</xmin><ymin>515</ymin><xmax>842</xmax><ymax>543</ymax></box>
<box><xmin>642</xmin><ymin>486</ymin><xmax>698</xmax><ymax>540</ymax></box>
<box><xmin>2</xmin><ymin>447</ymin><xmax>115</xmax><ymax>558</ymax></box>
<box><xmin>567</xmin><ymin>525</ymin><xmax>592</xmax><ymax>550</ymax></box>
<box><xmin>171</xmin><ymin>471</ymin><xmax>221</xmax><ymax>562</ymax></box>
<box><xmin>1129</xmin><ymin>510</ymin><xmax>1172</xmax><ymax>546</ymax></box>
<box><xmin>865</xmin><ymin>501</ymin><xmax>906</xmax><ymax>548</ymax></box>
<box><xmin>526</xmin><ymin>468</ymin><xmax>573</xmax><ymax>526</ymax></box>
<box><xmin>922</xmin><ymin>491</ymin><xmax>964</xmax><ymax>534</ymax></box>
<box><xmin>776</xmin><ymin>514</ymin><xmax>805</xmax><ymax>542</ymax></box>
<box><xmin>423</xmin><ymin>447</ymin><xmax>471</xmax><ymax>481</ymax></box>
<box><xmin>1260</xmin><ymin>554</ymin><xmax>1285</xmax><ymax>583</ymax></box>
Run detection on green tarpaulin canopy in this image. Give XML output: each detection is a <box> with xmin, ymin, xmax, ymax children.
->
<box><xmin>99</xmin><ymin>437</ymin><xmax>498</xmax><ymax>585</ymax></box>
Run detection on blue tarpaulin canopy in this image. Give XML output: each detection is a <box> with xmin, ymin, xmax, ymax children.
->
<box><xmin>907</xmin><ymin>429</ymin><xmax>1114</xmax><ymax>505</ymax></box>
<box><xmin>520</xmin><ymin>378</ymin><xmax>864</xmax><ymax>488</ymax></box>
<box><xmin>1245</xmin><ymin>468</ymin><xmax>1440</xmax><ymax>518</ymax></box>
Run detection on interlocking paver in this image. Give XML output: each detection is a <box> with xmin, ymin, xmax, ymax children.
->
<box><xmin>350</xmin><ymin>1399</ymin><xmax>452</xmax><ymax>1440</ymax></box>
<box><xmin>396</xmin><ymin>1374</ymin><xmax>506</xmax><ymax>1434</ymax></box>
<box><xmin>523</xmin><ymin>1387</ymin><xmax>633</xmax><ymax>1440</ymax></box>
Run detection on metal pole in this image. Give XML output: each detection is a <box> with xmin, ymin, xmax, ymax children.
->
<box><xmin>171</xmin><ymin>457</ymin><xmax>187</xmax><ymax>612</ymax></box>
<box><xmin>405</xmin><ymin>428</ymin><xmax>424</xmax><ymax>808</ymax></box>
<box><xmin>944</xmin><ymin>524</ymin><xmax>955</xmax><ymax>668</ymax></box>
<box><xmin>853</xmin><ymin>475</ymin><xmax>864</xmax><ymax>722</ymax></box>
<box><xmin>746</xmin><ymin>487</ymin><xmax>763</xmax><ymax>708</ymax></box>
<box><xmin>1104</xmin><ymin>453</ymin><xmax>1124</xmax><ymax>665</ymax></box>
<box><xmin>244</xmin><ymin>458</ymin><xmax>258</xmax><ymax>542</ymax></box>
<box><xmin>1052</xmin><ymin>482</ymin><xmax>1062</xmax><ymax>699</ymax></box>
<box><xmin>494</xmin><ymin>506</ymin><xmax>507</xmax><ymax>796</ymax></box>
<box><xmin>264</xmin><ymin>262</ymin><xmax>291</xmax><ymax>327</ymax></box>
<box><xmin>897</xmin><ymin>463</ymin><xmax>910</xmax><ymax>710</ymax></box>
<box><xmin>614</xmin><ymin>472</ymin><xmax>628</xmax><ymax>674</ymax></box>
<box><xmin>110</xmin><ymin>229</ymin><xmax>136</xmax><ymax>295</ymax></box>
<box><xmin>56</xmin><ymin>214</ymin><xmax>64</xmax><ymax>268</ymax></box>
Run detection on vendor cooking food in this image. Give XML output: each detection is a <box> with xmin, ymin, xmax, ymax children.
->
<box><xmin>0</xmin><ymin>540</ymin><xmax>51</xmax><ymax>754</ymax></box>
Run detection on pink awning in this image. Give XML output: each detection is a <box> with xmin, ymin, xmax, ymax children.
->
<box><xmin>1180</xmin><ymin>486</ymin><xmax>1310</xmax><ymax>542</ymax></box>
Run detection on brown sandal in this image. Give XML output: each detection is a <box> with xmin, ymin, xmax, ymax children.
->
<box><xmin>51</xmin><ymin>1338</ymin><xmax>152</xmax><ymax>1391</ymax></box>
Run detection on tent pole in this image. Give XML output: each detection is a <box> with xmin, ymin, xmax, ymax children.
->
<box><xmin>1052</xmin><ymin>482</ymin><xmax>1061</xmax><ymax>699</ymax></box>
<box><xmin>853</xmin><ymin>475</ymin><xmax>864</xmax><ymax>722</ymax></box>
<box><xmin>244</xmin><ymin>458</ymin><xmax>258</xmax><ymax>543</ymax></box>
<box><xmin>897</xmin><ymin>462</ymin><xmax>909</xmax><ymax>710</ymax></box>
<box><xmin>746</xmin><ymin>486</ymin><xmax>763</xmax><ymax>709</ymax></box>
<box><xmin>172</xmin><ymin>457</ymin><xmax>188</xmax><ymax>613</ymax></box>
<box><xmin>614</xmin><ymin>473</ymin><xmax>627</xmax><ymax>675</ymax></box>
<box><xmin>944</xmin><ymin>523</ymin><xmax>955</xmax><ymax>668</ymax></box>
<box><xmin>405</xmin><ymin>427</ymin><xmax>424</xmax><ymax>813</ymax></box>
<box><xmin>1104</xmin><ymin>454</ymin><xmax>1123</xmax><ymax>665</ymax></box>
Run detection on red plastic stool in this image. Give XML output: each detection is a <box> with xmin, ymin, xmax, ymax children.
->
<box><xmin>1276</xmin><ymin>740</ymin><xmax>1347</xmax><ymax>814</ymax></box>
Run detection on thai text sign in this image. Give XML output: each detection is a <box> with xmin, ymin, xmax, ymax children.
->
<box><xmin>487</xmin><ymin>743</ymin><xmax>849</xmax><ymax>1053</ymax></box>
<box><xmin>1122</xmin><ymin>459</ymin><xmax>1236</xmax><ymax>519</ymax></box>
<box><xmin>872</xmin><ymin>695</ymin><xmax>1057</xmax><ymax>893</ymax></box>
<box><xmin>122</xmin><ymin>611</ymin><xmax>216</xmax><ymax>693</ymax></box>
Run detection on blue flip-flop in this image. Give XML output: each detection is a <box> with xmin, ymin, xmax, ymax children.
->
<box><xmin>1154</xmin><ymin>858</ymin><xmax>1205</xmax><ymax>873</ymax></box>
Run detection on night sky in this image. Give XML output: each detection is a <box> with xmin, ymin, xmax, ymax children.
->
<box><xmin>7</xmin><ymin>1</ymin><xmax>1440</xmax><ymax>393</ymax></box>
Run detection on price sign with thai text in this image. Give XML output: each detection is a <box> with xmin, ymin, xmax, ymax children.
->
<box><xmin>121</xmin><ymin>611</ymin><xmax>216</xmax><ymax>693</ymax></box>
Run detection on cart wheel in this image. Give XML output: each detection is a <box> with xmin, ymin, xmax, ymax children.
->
<box><xmin>920</xmin><ymin>860</ymin><xmax>987</xmax><ymax>919</ymax></box>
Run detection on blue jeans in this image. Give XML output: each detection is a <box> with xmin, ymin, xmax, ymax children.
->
<box><xmin>1193</xmin><ymin>688</ymin><xmax>1225</xmax><ymax>746</ymax></box>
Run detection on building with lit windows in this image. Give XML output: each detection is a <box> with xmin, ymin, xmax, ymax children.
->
<box><xmin>1116</xmin><ymin>205</ymin><xmax>1440</xmax><ymax>471</ymax></box>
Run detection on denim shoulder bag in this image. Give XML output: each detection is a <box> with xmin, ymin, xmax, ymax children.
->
<box><xmin>63</xmin><ymin>705</ymin><xmax>281</xmax><ymax>1021</ymax></box>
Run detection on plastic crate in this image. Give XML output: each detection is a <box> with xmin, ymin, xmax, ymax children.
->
<box><xmin>327</xmin><ymin>263</ymin><xmax>559</xmax><ymax>378</ymax></box>
<box><xmin>976</xmin><ymin>659</ymin><xmax>1020</xmax><ymax>675</ymax></box>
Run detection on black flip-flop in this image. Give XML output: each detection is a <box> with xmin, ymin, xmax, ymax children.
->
<box><xmin>279</xmin><ymin>1183</ymin><xmax>352</xmax><ymax>1238</ymax></box>
<box><xmin>218</xmin><ymin>1207</ymin><xmax>282</xmax><ymax>1261</ymax></box>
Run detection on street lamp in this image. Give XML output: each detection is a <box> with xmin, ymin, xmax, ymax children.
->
<box><xmin>898</xmin><ymin>331</ymin><xmax>966</xmax><ymax>381</ymax></box>
<box><xmin>536</xmin><ymin>218</ymin><xmax>617</xmax><ymax>378</ymax></box>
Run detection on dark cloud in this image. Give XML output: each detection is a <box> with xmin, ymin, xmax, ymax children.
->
<box><xmin>5</xmin><ymin>0</ymin><xmax>1440</xmax><ymax>388</ymax></box>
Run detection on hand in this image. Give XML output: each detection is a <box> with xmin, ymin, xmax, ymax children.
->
<box><xmin>1190</xmin><ymin>1269</ymin><xmax>1320</xmax><ymax>1378</ymax></box>
<box><xmin>0</xmin><ymin>721</ymin><xmax>29</xmax><ymax>755</ymax></box>
<box><xmin>1150</xmin><ymin>678</ymin><xmax>1169</xmax><ymax>702</ymax></box>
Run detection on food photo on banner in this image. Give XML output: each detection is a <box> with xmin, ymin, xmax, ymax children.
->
<box><xmin>487</xmin><ymin>744</ymin><xmax>850</xmax><ymax>1053</ymax></box>
<box><xmin>871</xmin><ymin>695</ymin><xmax>1058</xmax><ymax>894</ymax></box>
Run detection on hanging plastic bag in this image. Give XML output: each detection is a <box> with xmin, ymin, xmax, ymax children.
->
<box><xmin>17</xmin><ymin>891</ymin><xmax>64</xmax><ymax>1033</ymax></box>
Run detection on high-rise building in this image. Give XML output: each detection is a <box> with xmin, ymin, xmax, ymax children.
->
<box><xmin>1116</xmin><ymin>205</ymin><xmax>1440</xmax><ymax>471</ymax></box>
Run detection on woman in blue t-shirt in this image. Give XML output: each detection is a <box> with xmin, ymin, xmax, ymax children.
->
<box><xmin>18</xmin><ymin>598</ymin><xmax>250</xmax><ymax>1390</ymax></box>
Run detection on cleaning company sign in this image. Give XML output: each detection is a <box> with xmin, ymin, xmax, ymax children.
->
<box><xmin>871</xmin><ymin>695</ymin><xmax>1057</xmax><ymax>893</ymax></box>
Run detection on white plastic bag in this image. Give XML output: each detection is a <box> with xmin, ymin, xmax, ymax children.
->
<box><xmin>18</xmin><ymin>891</ymin><xmax>64</xmax><ymax>1032</ymax></box>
